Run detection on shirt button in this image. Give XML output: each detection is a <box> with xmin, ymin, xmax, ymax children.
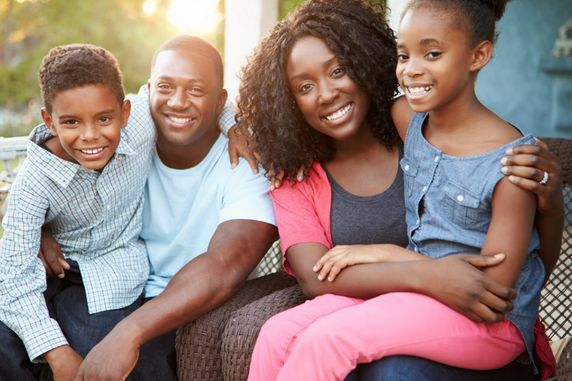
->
<box><xmin>434</xmin><ymin>156</ymin><xmax>439</xmax><ymax>162</ymax></box>
<box><xmin>404</xmin><ymin>164</ymin><xmax>410</xmax><ymax>171</ymax></box>
<box><xmin>415</xmin><ymin>218</ymin><xmax>420</xmax><ymax>225</ymax></box>
<box><xmin>422</xmin><ymin>186</ymin><xmax>428</xmax><ymax>192</ymax></box>
<box><xmin>457</xmin><ymin>195</ymin><xmax>464</xmax><ymax>202</ymax></box>
<box><xmin>414</xmin><ymin>247</ymin><xmax>419</xmax><ymax>253</ymax></box>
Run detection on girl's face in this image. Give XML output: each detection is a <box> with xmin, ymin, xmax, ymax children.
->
<box><xmin>396</xmin><ymin>5</ymin><xmax>476</xmax><ymax>113</ymax></box>
<box><xmin>286</xmin><ymin>35</ymin><xmax>370</xmax><ymax>141</ymax></box>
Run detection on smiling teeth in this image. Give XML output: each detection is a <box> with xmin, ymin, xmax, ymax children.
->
<box><xmin>169</xmin><ymin>116</ymin><xmax>192</xmax><ymax>124</ymax></box>
<box><xmin>408</xmin><ymin>86</ymin><xmax>432</xmax><ymax>95</ymax></box>
<box><xmin>81</xmin><ymin>148</ymin><xmax>103</xmax><ymax>155</ymax></box>
<box><xmin>324</xmin><ymin>104</ymin><xmax>353</xmax><ymax>121</ymax></box>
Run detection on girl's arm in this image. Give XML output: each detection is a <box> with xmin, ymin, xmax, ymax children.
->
<box><xmin>502</xmin><ymin>139</ymin><xmax>564</xmax><ymax>280</ymax></box>
<box><xmin>390</xmin><ymin>96</ymin><xmax>413</xmax><ymax>141</ymax></box>
<box><xmin>313</xmin><ymin>243</ymin><xmax>426</xmax><ymax>282</ymax></box>
<box><xmin>480</xmin><ymin>177</ymin><xmax>538</xmax><ymax>287</ymax></box>
<box><xmin>287</xmin><ymin>243</ymin><xmax>513</xmax><ymax>323</ymax></box>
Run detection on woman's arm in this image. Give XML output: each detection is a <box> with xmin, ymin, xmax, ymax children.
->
<box><xmin>287</xmin><ymin>243</ymin><xmax>513</xmax><ymax>323</ymax></box>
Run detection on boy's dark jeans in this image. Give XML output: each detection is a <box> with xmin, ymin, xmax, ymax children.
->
<box><xmin>0</xmin><ymin>261</ymin><xmax>176</xmax><ymax>381</ymax></box>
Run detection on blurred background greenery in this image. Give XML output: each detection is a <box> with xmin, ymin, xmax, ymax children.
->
<box><xmin>0</xmin><ymin>0</ymin><xmax>306</xmax><ymax>137</ymax></box>
<box><xmin>0</xmin><ymin>0</ymin><xmax>387</xmax><ymax>138</ymax></box>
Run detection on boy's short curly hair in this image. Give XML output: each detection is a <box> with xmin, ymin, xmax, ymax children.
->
<box><xmin>237</xmin><ymin>0</ymin><xmax>399</xmax><ymax>181</ymax></box>
<box><xmin>39</xmin><ymin>44</ymin><xmax>125</xmax><ymax>113</ymax></box>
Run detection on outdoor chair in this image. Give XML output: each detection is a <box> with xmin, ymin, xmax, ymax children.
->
<box><xmin>176</xmin><ymin>137</ymin><xmax>572</xmax><ymax>381</ymax></box>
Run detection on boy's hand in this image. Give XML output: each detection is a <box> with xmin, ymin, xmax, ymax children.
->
<box><xmin>228</xmin><ymin>124</ymin><xmax>258</xmax><ymax>174</ymax></box>
<box><xmin>45</xmin><ymin>345</ymin><xmax>83</xmax><ymax>381</ymax></box>
<box><xmin>39</xmin><ymin>228</ymin><xmax>69</xmax><ymax>278</ymax></box>
<box><xmin>75</xmin><ymin>327</ymin><xmax>139</xmax><ymax>381</ymax></box>
<box><xmin>502</xmin><ymin>138</ymin><xmax>564</xmax><ymax>216</ymax></box>
<box><xmin>426</xmin><ymin>254</ymin><xmax>515</xmax><ymax>323</ymax></box>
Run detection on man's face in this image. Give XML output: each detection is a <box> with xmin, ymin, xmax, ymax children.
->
<box><xmin>148</xmin><ymin>49</ymin><xmax>226</xmax><ymax>149</ymax></box>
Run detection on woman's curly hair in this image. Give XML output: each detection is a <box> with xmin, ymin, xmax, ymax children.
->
<box><xmin>237</xmin><ymin>0</ymin><xmax>399</xmax><ymax>181</ymax></box>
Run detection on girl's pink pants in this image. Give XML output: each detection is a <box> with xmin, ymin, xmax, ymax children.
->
<box><xmin>248</xmin><ymin>292</ymin><xmax>524</xmax><ymax>381</ymax></box>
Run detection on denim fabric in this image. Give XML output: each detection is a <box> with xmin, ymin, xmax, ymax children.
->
<box><xmin>400</xmin><ymin>112</ymin><xmax>544</xmax><ymax>368</ymax></box>
<box><xmin>0</xmin><ymin>263</ymin><xmax>174</xmax><ymax>381</ymax></box>
<box><xmin>356</xmin><ymin>355</ymin><xmax>537</xmax><ymax>381</ymax></box>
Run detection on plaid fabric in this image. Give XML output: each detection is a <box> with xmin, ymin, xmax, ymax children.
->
<box><xmin>0</xmin><ymin>92</ymin><xmax>155</xmax><ymax>362</ymax></box>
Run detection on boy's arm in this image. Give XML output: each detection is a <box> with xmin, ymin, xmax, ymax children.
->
<box><xmin>0</xmin><ymin>176</ymin><xmax>76</xmax><ymax>366</ymax></box>
<box><xmin>480</xmin><ymin>177</ymin><xmax>538</xmax><ymax>287</ymax></box>
<box><xmin>76</xmin><ymin>220</ymin><xmax>277</xmax><ymax>380</ymax></box>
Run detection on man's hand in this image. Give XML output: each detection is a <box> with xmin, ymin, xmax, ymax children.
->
<box><xmin>74</xmin><ymin>328</ymin><xmax>139</xmax><ymax>381</ymax></box>
<box><xmin>228</xmin><ymin>124</ymin><xmax>258</xmax><ymax>174</ymax></box>
<box><xmin>45</xmin><ymin>345</ymin><xmax>83</xmax><ymax>381</ymax></box>
<box><xmin>425</xmin><ymin>254</ymin><xmax>516</xmax><ymax>323</ymax></box>
<box><xmin>39</xmin><ymin>228</ymin><xmax>69</xmax><ymax>278</ymax></box>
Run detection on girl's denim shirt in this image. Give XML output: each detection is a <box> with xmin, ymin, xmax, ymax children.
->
<box><xmin>400</xmin><ymin>112</ymin><xmax>544</xmax><ymax>369</ymax></box>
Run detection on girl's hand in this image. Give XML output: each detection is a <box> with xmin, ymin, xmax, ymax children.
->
<box><xmin>502</xmin><ymin>138</ymin><xmax>564</xmax><ymax>216</ymax></box>
<box><xmin>227</xmin><ymin>124</ymin><xmax>259</xmax><ymax>174</ymax></box>
<box><xmin>313</xmin><ymin>245</ymin><xmax>387</xmax><ymax>282</ymax></box>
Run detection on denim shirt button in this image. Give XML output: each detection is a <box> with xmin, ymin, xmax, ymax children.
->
<box><xmin>434</xmin><ymin>156</ymin><xmax>439</xmax><ymax>162</ymax></box>
<box><xmin>404</xmin><ymin>164</ymin><xmax>410</xmax><ymax>171</ymax></box>
<box><xmin>422</xmin><ymin>186</ymin><xmax>428</xmax><ymax>192</ymax></box>
<box><xmin>456</xmin><ymin>194</ymin><xmax>464</xmax><ymax>202</ymax></box>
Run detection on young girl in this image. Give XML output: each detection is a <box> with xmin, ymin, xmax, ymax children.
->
<box><xmin>239</xmin><ymin>0</ymin><xmax>563</xmax><ymax>380</ymax></box>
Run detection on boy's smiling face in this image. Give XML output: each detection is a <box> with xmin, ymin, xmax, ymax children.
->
<box><xmin>41</xmin><ymin>84</ymin><xmax>130</xmax><ymax>171</ymax></box>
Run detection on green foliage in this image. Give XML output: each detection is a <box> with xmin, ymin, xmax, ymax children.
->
<box><xmin>0</xmin><ymin>0</ymin><xmax>228</xmax><ymax>137</ymax></box>
<box><xmin>0</xmin><ymin>0</ymin><xmax>178</xmax><ymax>103</ymax></box>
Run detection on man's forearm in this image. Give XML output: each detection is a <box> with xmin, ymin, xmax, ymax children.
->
<box><xmin>115</xmin><ymin>222</ymin><xmax>277</xmax><ymax>347</ymax></box>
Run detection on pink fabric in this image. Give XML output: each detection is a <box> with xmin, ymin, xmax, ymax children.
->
<box><xmin>248</xmin><ymin>292</ymin><xmax>525</xmax><ymax>381</ymax></box>
<box><xmin>270</xmin><ymin>162</ymin><xmax>333</xmax><ymax>275</ymax></box>
<box><xmin>535</xmin><ymin>318</ymin><xmax>556</xmax><ymax>380</ymax></box>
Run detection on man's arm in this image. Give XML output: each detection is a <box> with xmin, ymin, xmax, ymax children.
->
<box><xmin>75</xmin><ymin>219</ymin><xmax>277</xmax><ymax>381</ymax></box>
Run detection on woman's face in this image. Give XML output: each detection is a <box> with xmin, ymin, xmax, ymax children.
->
<box><xmin>286</xmin><ymin>36</ymin><xmax>370</xmax><ymax>141</ymax></box>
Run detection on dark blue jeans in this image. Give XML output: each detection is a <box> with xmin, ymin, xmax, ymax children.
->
<box><xmin>345</xmin><ymin>355</ymin><xmax>537</xmax><ymax>381</ymax></box>
<box><xmin>0</xmin><ymin>263</ymin><xmax>176</xmax><ymax>381</ymax></box>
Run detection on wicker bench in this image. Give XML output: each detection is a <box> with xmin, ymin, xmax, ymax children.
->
<box><xmin>176</xmin><ymin>137</ymin><xmax>572</xmax><ymax>381</ymax></box>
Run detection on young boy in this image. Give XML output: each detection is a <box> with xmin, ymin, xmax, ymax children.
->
<box><xmin>0</xmin><ymin>44</ymin><xmax>154</xmax><ymax>380</ymax></box>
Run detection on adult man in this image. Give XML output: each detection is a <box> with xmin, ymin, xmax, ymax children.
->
<box><xmin>69</xmin><ymin>35</ymin><xmax>277</xmax><ymax>380</ymax></box>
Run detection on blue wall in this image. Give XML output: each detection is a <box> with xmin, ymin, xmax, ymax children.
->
<box><xmin>477</xmin><ymin>0</ymin><xmax>572</xmax><ymax>138</ymax></box>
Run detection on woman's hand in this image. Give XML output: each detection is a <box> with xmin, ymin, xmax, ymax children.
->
<box><xmin>425</xmin><ymin>254</ymin><xmax>515</xmax><ymax>323</ymax></box>
<box><xmin>502</xmin><ymin>138</ymin><xmax>564</xmax><ymax>216</ymax></box>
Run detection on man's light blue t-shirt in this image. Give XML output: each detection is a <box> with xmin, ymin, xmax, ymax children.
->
<box><xmin>141</xmin><ymin>133</ymin><xmax>275</xmax><ymax>297</ymax></box>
